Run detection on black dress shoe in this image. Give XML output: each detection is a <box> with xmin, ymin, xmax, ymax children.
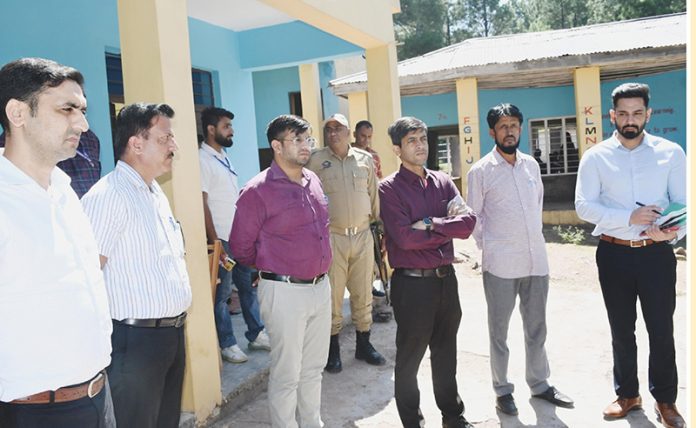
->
<box><xmin>532</xmin><ymin>386</ymin><xmax>574</xmax><ymax>408</ymax></box>
<box><xmin>496</xmin><ymin>393</ymin><xmax>519</xmax><ymax>415</ymax></box>
<box><xmin>442</xmin><ymin>415</ymin><xmax>474</xmax><ymax>428</ymax></box>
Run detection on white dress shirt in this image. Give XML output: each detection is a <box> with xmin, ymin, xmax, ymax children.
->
<box><xmin>0</xmin><ymin>155</ymin><xmax>112</xmax><ymax>401</ymax></box>
<box><xmin>575</xmin><ymin>131</ymin><xmax>686</xmax><ymax>241</ymax></box>
<box><xmin>82</xmin><ymin>161</ymin><xmax>192</xmax><ymax>320</ymax></box>
<box><xmin>199</xmin><ymin>143</ymin><xmax>238</xmax><ymax>240</ymax></box>
<box><xmin>467</xmin><ymin>149</ymin><xmax>549</xmax><ymax>279</ymax></box>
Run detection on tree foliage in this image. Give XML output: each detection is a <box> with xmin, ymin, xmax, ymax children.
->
<box><xmin>394</xmin><ymin>0</ymin><xmax>686</xmax><ymax>60</ymax></box>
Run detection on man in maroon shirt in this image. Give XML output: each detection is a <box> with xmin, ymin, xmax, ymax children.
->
<box><xmin>230</xmin><ymin>115</ymin><xmax>331</xmax><ymax>428</ymax></box>
<box><xmin>379</xmin><ymin>116</ymin><xmax>477</xmax><ymax>428</ymax></box>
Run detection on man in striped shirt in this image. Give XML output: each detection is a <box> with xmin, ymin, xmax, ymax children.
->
<box><xmin>82</xmin><ymin>103</ymin><xmax>192</xmax><ymax>428</ymax></box>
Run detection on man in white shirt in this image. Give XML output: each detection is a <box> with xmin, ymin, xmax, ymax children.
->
<box><xmin>575</xmin><ymin>83</ymin><xmax>686</xmax><ymax>427</ymax></box>
<box><xmin>199</xmin><ymin>106</ymin><xmax>269</xmax><ymax>364</ymax></box>
<box><xmin>0</xmin><ymin>58</ymin><xmax>112</xmax><ymax>427</ymax></box>
<box><xmin>82</xmin><ymin>103</ymin><xmax>192</xmax><ymax>428</ymax></box>
<box><xmin>467</xmin><ymin>103</ymin><xmax>573</xmax><ymax>416</ymax></box>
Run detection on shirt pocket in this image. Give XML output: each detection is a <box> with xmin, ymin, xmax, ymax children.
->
<box><xmin>352</xmin><ymin>168</ymin><xmax>369</xmax><ymax>193</ymax></box>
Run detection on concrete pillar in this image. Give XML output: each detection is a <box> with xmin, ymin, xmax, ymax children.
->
<box><xmin>347</xmin><ymin>91</ymin><xmax>369</xmax><ymax>129</ymax></box>
<box><xmin>366</xmin><ymin>43</ymin><xmax>401</xmax><ymax>175</ymax></box>
<box><xmin>455</xmin><ymin>78</ymin><xmax>481</xmax><ymax>196</ymax></box>
<box><xmin>573</xmin><ymin>67</ymin><xmax>603</xmax><ymax>157</ymax></box>
<box><xmin>299</xmin><ymin>63</ymin><xmax>324</xmax><ymax>146</ymax></box>
<box><xmin>116</xmin><ymin>0</ymin><xmax>221</xmax><ymax>421</ymax></box>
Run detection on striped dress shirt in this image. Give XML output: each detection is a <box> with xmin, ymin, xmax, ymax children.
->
<box><xmin>82</xmin><ymin>161</ymin><xmax>192</xmax><ymax>320</ymax></box>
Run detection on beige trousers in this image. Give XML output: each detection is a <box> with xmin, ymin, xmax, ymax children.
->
<box><xmin>258</xmin><ymin>276</ymin><xmax>331</xmax><ymax>428</ymax></box>
<box><xmin>329</xmin><ymin>229</ymin><xmax>374</xmax><ymax>335</ymax></box>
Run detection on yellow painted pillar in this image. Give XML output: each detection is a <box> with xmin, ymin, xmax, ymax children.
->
<box><xmin>347</xmin><ymin>91</ymin><xmax>369</xmax><ymax>128</ymax></box>
<box><xmin>117</xmin><ymin>0</ymin><xmax>222</xmax><ymax>421</ymax></box>
<box><xmin>299</xmin><ymin>63</ymin><xmax>324</xmax><ymax>146</ymax></box>
<box><xmin>366</xmin><ymin>43</ymin><xmax>401</xmax><ymax>175</ymax></box>
<box><xmin>573</xmin><ymin>67</ymin><xmax>603</xmax><ymax>157</ymax></box>
<box><xmin>455</xmin><ymin>78</ymin><xmax>481</xmax><ymax>197</ymax></box>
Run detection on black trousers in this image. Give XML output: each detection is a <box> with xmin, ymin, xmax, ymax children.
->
<box><xmin>109</xmin><ymin>321</ymin><xmax>186</xmax><ymax>428</ymax></box>
<box><xmin>391</xmin><ymin>271</ymin><xmax>464</xmax><ymax>428</ymax></box>
<box><xmin>596</xmin><ymin>240</ymin><xmax>678</xmax><ymax>403</ymax></box>
<box><xmin>0</xmin><ymin>386</ymin><xmax>105</xmax><ymax>428</ymax></box>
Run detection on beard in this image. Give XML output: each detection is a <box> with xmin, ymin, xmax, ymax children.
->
<box><xmin>495</xmin><ymin>137</ymin><xmax>519</xmax><ymax>155</ymax></box>
<box><xmin>215</xmin><ymin>131</ymin><xmax>233</xmax><ymax>148</ymax></box>
<box><xmin>615</xmin><ymin>122</ymin><xmax>645</xmax><ymax>140</ymax></box>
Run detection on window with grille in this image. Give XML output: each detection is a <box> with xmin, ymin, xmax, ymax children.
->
<box><xmin>436</xmin><ymin>135</ymin><xmax>461</xmax><ymax>179</ymax></box>
<box><xmin>529</xmin><ymin>117</ymin><xmax>579</xmax><ymax>175</ymax></box>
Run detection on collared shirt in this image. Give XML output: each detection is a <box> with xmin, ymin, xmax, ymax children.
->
<box><xmin>199</xmin><ymin>142</ymin><xmax>238</xmax><ymax>239</ymax></box>
<box><xmin>575</xmin><ymin>131</ymin><xmax>686</xmax><ymax>241</ymax></box>
<box><xmin>82</xmin><ymin>161</ymin><xmax>192</xmax><ymax>320</ymax></box>
<box><xmin>351</xmin><ymin>144</ymin><xmax>383</xmax><ymax>179</ymax></box>
<box><xmin>230</xmin><ymin>161</ymin><xmax>331</xmax><ymax>279</ymax></box>
<box><xmin>0</xmin><ymin>155</ymin><xmax>112</xmax><ymax>401</ymax></box>
<box><xmin>379</xmin><ymin>165</ymin><xmax>477</xmax><ymax>269</ymax></box>
<box><xmin>307</xmin><ymin>146</ymin><xmax>379</xmax><ymax>231</ymax></box>
<box><xmin>0</xmin><ymin>130</ymin><xmax>101</xmax><ymax>198</ymax></box>
<box><xmin>467</xmin><ymin>149</ymin><xmax>549</xmax><ymax>279</ymax></box>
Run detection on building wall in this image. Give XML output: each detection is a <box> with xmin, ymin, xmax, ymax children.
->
<box><xmin>398</xmin><ymin>69</ymin><xmax>686</xmax><ymax>155</ymax></box>
<box><xmin>600</xmin><ymin>70</ymin><xmax>686</xmax><ymax>149</ymax></box>
<box><xmin>252</xmin><ymin>66</ymin><xmax>301</xmax><ymax>148</ymax></box>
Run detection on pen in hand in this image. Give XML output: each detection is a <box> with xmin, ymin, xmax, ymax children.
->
<box><xmin>635</xmin><ymin>202</ymin><xmax>662</xmax><ymax>215</ymax></box>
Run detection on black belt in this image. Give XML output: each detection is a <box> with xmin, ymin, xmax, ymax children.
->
<box><xmin>394</xmin><ymin>264</ymin><xmax>454</xmax><ymax>279</ymax></box>
<box><xmin>117</xmin><ymin>312</ymin><xmax>187</xmax><ymax>328</ymax></box>
<box><xmin>259</xmin><ymin>271</ymin><xmax>327</xmax><ymax>285</ymax></box>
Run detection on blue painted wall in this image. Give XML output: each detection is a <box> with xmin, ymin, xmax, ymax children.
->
<box><xmin>238</xmin><ymin>21</ymin><xmax>362</xmax><ymax>70</ymax></box>
<box><xmin>0</xmin><ymin>0</ymin><xmax>120</xmax><ymax>170</ymax></box>
<box><xmin>252</xmin><ymin>67</ymin><xmax>301</xmax><ymax>148</ymax></box>
<box><xmin>319</xmin><ymin>61</ymin><xmax>339</xmax><ymax>117</ymax></box>
<box><xmin>188</xmin><ymin>18</ymin><xmax>260</xmax><ymax>185</ymax></box>
<box><xmin>399</xmin><ymin>69</ymin><xmax>686</xmax><ymax>155</ymax></box>
<box><xmin>600</xmin><ymin>70</ymin><xmax>686</xmax><ymax>151</ymax></box>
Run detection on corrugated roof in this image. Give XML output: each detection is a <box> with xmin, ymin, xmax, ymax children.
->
<box><xmin>331</xmin><ymin>13</ymin><xmax>686</xmax><ymax>87</ymax></box>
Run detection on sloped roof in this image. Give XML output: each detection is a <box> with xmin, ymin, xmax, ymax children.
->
<box><xmin>331</xmin><ymin>13</ymin><xmax>686</xmax><ymax>95</ymax></box>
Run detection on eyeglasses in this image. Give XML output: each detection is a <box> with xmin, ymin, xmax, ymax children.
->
<box><xmin>282</xmin><ymin>136</ymin><xmax>317</xmax><ymax>148</ymax></box>
<box><xmin>155</xmin><ymin>133</ymin><xmax>176</xmax><ymax>146</ymax></box>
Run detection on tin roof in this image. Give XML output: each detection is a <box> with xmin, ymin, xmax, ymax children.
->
<box><xmin>331</xmin><ymin>13</ymin><xmax>686</xmax><ymax>94</ymax></box>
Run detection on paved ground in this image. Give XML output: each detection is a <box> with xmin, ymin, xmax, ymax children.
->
<box><xmin>207</xmin><ymin>235</ymin><xmax>688</xmax><ymax>427</ymax></box>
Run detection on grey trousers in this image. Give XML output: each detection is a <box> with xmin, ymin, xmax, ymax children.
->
<box><xmin>482</xmin><ymin>271</ymin><xmax>551</xmax><ymax>397</ymax></box>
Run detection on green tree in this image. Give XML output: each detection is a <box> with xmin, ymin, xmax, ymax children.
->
<box><xmin>394</xmin><ymin>0</ymin><xmax>449</xmax><ymax>60</ymax></box>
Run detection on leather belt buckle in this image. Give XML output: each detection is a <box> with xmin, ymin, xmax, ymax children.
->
<box><xmin>345</xmin><ymin>226</ymin><xmax>358</xmax><ymax>236</ymax></box>
<box><xmin>435</xmin><ymin>266</ymin><xmax>450</xmax><ymax>278</ymax></box>
<box><xmin>630</xmin><ymin>239</ymin><xmax>646</xmax><ymax>248</ymax></box>
<box><xmin>87</xmin><ymin>372</ymin><xmax>104</xmax><ymax>398</ymax></box>
<box><xmin>174</xmin><ymin>313</ymin><xmax>186</xmax><ymax>328</ymax></box>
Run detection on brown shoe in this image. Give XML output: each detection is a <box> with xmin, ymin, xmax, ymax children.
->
<box><xmin>655</xmin><ymin>402</ymin><xmax>686</xmax><ymax>428</ymax></box>
<box><xmin>603</xmin><ymin>396</ymin><xmax>642</xmax><ymax>419</ymax></box>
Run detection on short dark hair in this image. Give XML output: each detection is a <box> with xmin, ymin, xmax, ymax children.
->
<box><xmin>355</xmin><ymin>120</ymin><xmax>373</xmax><ymax>132</ymax></box>
<box><xmin>114</xmin><ymin>103</ymin><xmax>174</xmax><ymax>160</ymax></box>
<box><xmin>387</xmin><ymin>116</ymin><xmax>427</xmax><ymax>146</ymax></box>
<box><xmin>486</xmin><ymin>103</ymin><xmax>523</xmax><ymax>129</ymax></box>
<box><xmin>611</xmin><ymin>83</ymin><xmax>650</xmax><ymax>108</ymax></box>
<box><xmin>201</xmin><ymin>107</ymin><xmax>234</xmax><ymax>138</ymax></box>
<box><xmin>266</xmin><ymin>114</ymin><xmax>311</xmax><ymax>145</ymax></box>
<box><xmin>0</xmin><ymin>57</ymin><xmax>84</xmax><ymax>134</ymax></box>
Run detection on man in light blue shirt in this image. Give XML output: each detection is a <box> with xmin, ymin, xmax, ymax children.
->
<box><xmin>575</xmin><ymin>82</ymin><xmax>685</xmax><ymax>427</ymax></box>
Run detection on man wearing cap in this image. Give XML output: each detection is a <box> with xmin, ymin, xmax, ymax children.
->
<box><xmin>307</xmin><ymin>113</ymin><xmax>386</xmax><ymax>373</ymax></box>
<box><xmin>231</xmin><ymin>114</ymin><xmax>331</xmax><ymax>428</ymax></box>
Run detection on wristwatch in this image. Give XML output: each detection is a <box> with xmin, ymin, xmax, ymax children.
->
<box><xmin>423</xmin><ymin>217</ymin><xmax>433</xmax><ymax>231</ymax></box>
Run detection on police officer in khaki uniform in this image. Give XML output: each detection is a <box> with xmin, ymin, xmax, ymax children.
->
<box><xmin>308</xmin><ymin>114</ymin><xmax>386</xmax><ymax>373</ymax></box>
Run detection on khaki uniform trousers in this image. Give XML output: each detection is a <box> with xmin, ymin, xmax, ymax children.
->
<box><xmin>329</xmin><ymin>228</ymin><xmax>374</xmax><ymax>335</ymax></box>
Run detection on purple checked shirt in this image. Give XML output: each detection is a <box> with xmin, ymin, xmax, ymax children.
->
<box><xmin>379</xmin><ymin>165</ymin><xmax>476</xmax><ymax>269</ymax></box>
<box><xmin>0</xmin><ymin>130</ymin><xmax>101</xmax><ymax>198</ymax></box>
<box><xmin>230</xmin><ymin>161</ymin><xmax>332</xmax><ymax>279</ymax></box>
